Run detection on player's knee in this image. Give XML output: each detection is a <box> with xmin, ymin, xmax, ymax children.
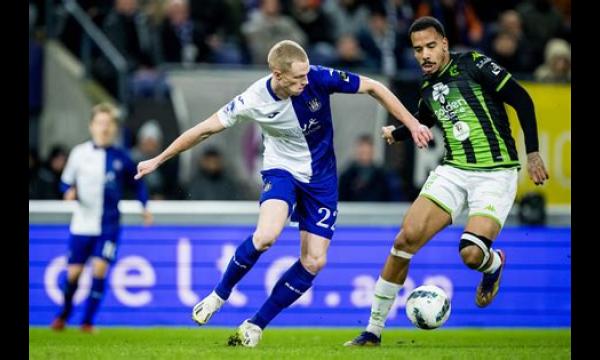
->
<box><xmin>252</xmin><ymin>230</ymin><xmax>279</xmax><ymax>250</ymax></box>
<box><xmin>460</xmin><ymin>246</ymin><xmax>483</xmax><ymax>269</ymax></box>
<box><xmin>301</xmin><ymin>254</ymin><xmax>326</xmax><ymax>274</ymax></box>
<box><xmin>394</xmin><ymin>223</ymin><xmax>424</xmax><ymax>253</ymax></box>
<box><xmin>459</xmin><ymin>232</ymin><xmax>492</xmax><ymax>270</ymax></box>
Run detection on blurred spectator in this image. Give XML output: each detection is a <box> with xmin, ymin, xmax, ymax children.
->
<box><xmin>516</xmin><ymin>0</ymin><xmax>566</xmax><ymax>68</ymax></box>
<box><xmin>355</xmin><ymin>8</ymin><xmax>405</xmax><ymax>73</ymax></box>
<box><xmin>288</xmin><ymin>0</ymin><xmax>337</xmax><ymax>64</ymax></box>
<box><xmin>131</xmin><ymin>120</ymin><xmax>168</xmax><ymax>199</ymax></box>
<box><xmin>29</xmin><ymin>148</ymin><xmax>42</xmax><ymax>199</ymax></box>
<box><xmin>188</xmin><ymin>0</ymin><xmax>246</xmax><ymax>64</ymax></box>
<box><xmin>415</xmin><ymin>0</ymin><xmax>484</xmax><ymax>48</ymax></box>
<box><xmin>488</xmin><ymin>10</ymin><xmax>535</xmax><ymax>73</ymax></box>
<box><xmin>241</xmin><ymin>0</ymin><xmax>307</xmax><ymax>64</ymax></box>
<box><xmin>332</xmin><ymin>34</ymin><xmax>371</xmax><ymax>70</ymax></box>
<box><xmin>34</xmin><ymin>146</ymin><xmax>69</xmax><ymax>200</ymax></box>
<box><xmin>93</xmin><ymin>0</ymin><xmax>168</xmax><ymax>99</ymax></box>
<box><xmin>534</xmin><ymin>38</ymin><xmax>570</xmax><ymax>82</ymax></box>
<box><xmin>469</xmin><ymin>0</ymin><xmax>520</xmax><ymax>23</ymax></box>
<box><xmin>339</xmin><ymin>135</ymin><xmax>397</xmax><ymax>202</ymax></box>
<box><xmin>29</xmin><ymin>3</ymin><xmax>43</xmax><ymax>151</ymax></box>
<box><xmin>157</xmin><ymin>0</ymin><xmax>212</xmax><ymax>65</ymax></box>
<box><xmin>187</xmin><ymin>147</ymin><xmax>247</xmax><ymax>200</ymax></box>
<box><xmin>323</xmin><ymin>0</ymin><xmax>371</xmax><ymax>39</ymax></box>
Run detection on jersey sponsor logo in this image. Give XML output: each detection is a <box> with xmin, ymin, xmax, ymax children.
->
<box><xmin>452</xmin><ymin>121</ymin><xmax>471</xmax><ymax>141</ymax></box>
<box><xmin>307</xmin><ymin>98</ymin><xmax>322</xmax><ymax>112</ymax></box>
<box><xmin>432</xmin><ymin>82</ymin><xmax>450</xmax><ymax>103</ymax></box>
<box><xmin>302</xmin><ymin>118</ymin><xmax>321</xmax><ymax>136</ymax></box>
<box><xmin>267</xmin><ymin>111</ymin><xmax>280</xmax><ymax>119</ymax></box>
<box><xmin>434</xmin><ymin>99</ymin><xmax>468</xmax><ymax>120</ymax></box>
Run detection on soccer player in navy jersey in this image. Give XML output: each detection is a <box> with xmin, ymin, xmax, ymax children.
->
<box><xmin>135</xmin><ymin>40</ymin><xmax>433</xmax><ymax>347</ymax></box>
<box><xmin>50</xmin><ymin>103</ymin><xmax>153</xmax><ymax>333</ymax></box>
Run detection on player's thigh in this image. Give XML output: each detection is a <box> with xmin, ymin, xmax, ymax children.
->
<box><xmin>92</xmin><ymin>229</ymin><xmax>120</xmax><ymax>265</ymax></box>
<box><xmin>399</xmin><ymin>196</ymin><xmax>452</xmax><ymax>252</ymax></box>
<box><xmin>67</xmin><ymin>234</ymin><xmax>95</xmax><ymax>265</ymax></box>
<box><xmin>418</xmin><ymin>165</ymin><xmax>468</xmax><ymax>224</ymax></box>
<box><xmin>255</xmin><ymin>170</ymin><xmax>297</xmax><ymax>243</ymax></box>
<box><xmin>466</xmin><ymin>168</ymin><xmax>518</xmax><ymax>239</ymax></box>
<box><xmin>255</xmin><ymin>199</ymin><xmax>290</xmax><ymax>242</ymax></box>
<box><xmin>295</xmin><ymin>177</ymin><xmax>338</xmax><ymax>240</ymax></box>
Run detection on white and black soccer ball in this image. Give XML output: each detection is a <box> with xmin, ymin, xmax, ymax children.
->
<box><xmin>405</xmin><ymin>285</ymin><xmax>451</xmax><ymax>330</ymax></box>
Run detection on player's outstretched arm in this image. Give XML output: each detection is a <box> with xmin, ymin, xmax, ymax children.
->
<box><xmin>357</xmin><ymin>75</ymin><xmax>433</xmax><ymax>148</ymax></box>
<box><xmin>496</xmin><ymin>78</ymin><xmax>549</xmax><ymax>186</ymax></box>
<box><xmin>135</xmin><ymin>113</ymin><xmax>225</xmax><ymax>180</ymax></box>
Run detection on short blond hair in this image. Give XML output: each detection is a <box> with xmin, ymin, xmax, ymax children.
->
<box><xmin>267</xmin><ymin>40</ymin><xmax>308</xmax><ymax>72</ymax></box>
<box><xmin>90</xmin><ymin>102</ymin><xmax>120</xmax><ymax>124</ymax></box>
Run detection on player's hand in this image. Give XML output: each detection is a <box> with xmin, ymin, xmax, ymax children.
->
<box><xmin>411</xmin><ymin>124</ymin><xmax>434</xmax><ymax>149</ymax></box>
<box><xmin>142</xmin><ymin>209</ymin><xmax>154</xmax><ymax>226</ymax></box>
<box><xmin>64</xmin><ymin>187</ymin><xmax>77</xmax><ymax>201</ymax></box>
<box><xmin>526</xmin><ymin>152</ymin><xmax>549</xmax><ymax>186</ymax></box>
<box><xmin>381</xmin><ymin>125</ymin><xmax>396</xmax><ymax>144</ymax></box>
<box><xmin>135</xmin><ymin>158</ymin><xmax>161</xmax><ymax>180</ymax></box>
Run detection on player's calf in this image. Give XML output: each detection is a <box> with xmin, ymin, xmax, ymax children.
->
<box><xmin>459</xmin><ymin>232</ymin><xmax>505</xmax><ymax>307</ymax></box>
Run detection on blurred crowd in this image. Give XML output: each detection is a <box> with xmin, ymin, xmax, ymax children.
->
<box><xmin>29</xmin><ymin>0</ymin><xmax>571</xmax><ymax>201</ymax></box>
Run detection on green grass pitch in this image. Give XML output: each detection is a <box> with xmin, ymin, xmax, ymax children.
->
<box><xmin>29</xmin><ymin>327</ymin><xmax>570</xmax><ymax>359</ymax></box>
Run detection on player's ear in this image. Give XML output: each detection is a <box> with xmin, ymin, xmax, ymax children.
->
<box><xmin>442</xmin><ymin>37</ymin><xmax>448</xmax><ymax>52</ymax></box>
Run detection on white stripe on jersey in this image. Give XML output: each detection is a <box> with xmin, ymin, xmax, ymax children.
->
<box><xmin>61</xmin><ymin>141</ymin><xmax>106</xmax><ymax>235</ymax></box>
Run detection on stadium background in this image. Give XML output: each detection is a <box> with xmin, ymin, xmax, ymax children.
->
<box><xmin>29</xmin><ymin>0</ymin><xmax>570</xmax><ymax>329</ymax></box>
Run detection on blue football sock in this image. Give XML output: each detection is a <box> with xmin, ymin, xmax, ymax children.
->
<box><xmin>214</xmin><ymin>235</ymin><xmax>263</xmax><ymax>300</ymax></box>
<box><xmin>59</xmin><ymin>278</ymin><xmax>78</xmax><ymax>320</ymax></box>
<box><xmin>250</xmin><ymin>260</ymin><xmax>316</xmax><ymax>329</ymax></box>
<box><xmin>81</xmin><ymin>277</ymin><xmax>106</xmax><ymax>325</ymax></box>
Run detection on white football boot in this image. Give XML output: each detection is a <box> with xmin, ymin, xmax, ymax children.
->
<box><xmin>191</xmin><ymin>291</ymin><xmax>225</xmax><ymax>326</ymax></box>
<box><xmin>227</xmin><ymin>319</ymin><xmax>263</xmax><ymax>348</ymax></box>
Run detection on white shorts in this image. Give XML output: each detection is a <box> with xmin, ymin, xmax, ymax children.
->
<box><xmin>419</xmin><ymin>165</ymin><xmax>518</xmax><ymax>227</ymax></box>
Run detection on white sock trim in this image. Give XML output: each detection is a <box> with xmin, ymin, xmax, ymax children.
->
<box><xmin>483</xmin><ymin>250</ymin><xmax>501</xmax><ymax>274</ymax></box>
<box><xmin>366</xmin><ymin>277</ymin><xmax>403</xmax><ymax>336</ymax></box>
<box><xmin>390</xmin><ymin>247</ymin><xmax>413</xmax><ymax>259</ymax></box>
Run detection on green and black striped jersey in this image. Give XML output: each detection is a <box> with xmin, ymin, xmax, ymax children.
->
<box><xmin>419</xmin><ymin>51</ymin><xmax>520</xmax><ymax>170</ymax></box>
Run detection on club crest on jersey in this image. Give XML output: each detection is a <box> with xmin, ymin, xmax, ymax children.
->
<box><xmin>307</xmin><ymin>98</ymin><xmax>322</xmax><ymax>112</ymax></box>
<box><xmin>432</xmin><ymin>82</ymin><xmax>449</xmax><ymax>103</ymax></box>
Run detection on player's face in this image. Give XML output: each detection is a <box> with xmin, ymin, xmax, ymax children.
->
<box><xmin>278</xmin><ymin>61</ymin><xmax>310</xmax><ymax>96</ymax></box>
<box><xmin>411</xmin><ymin>28</ymin><xmax>449</xmax><ymax>75</ymax></box>
<box><xmin>90</xmin><ymin>112</ymin><xmax>118</xmax><ymax>147</ymax></box>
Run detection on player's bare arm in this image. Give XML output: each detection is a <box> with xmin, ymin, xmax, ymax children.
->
<box><xmin>357</xmin><ymin>75</ymin><xmax>433</xmax><ymax>149</ymax></box>
<box><xmin>135</xmin><ymin>113</ymin><xmax>226</xmax><ymax>180</ymax></box>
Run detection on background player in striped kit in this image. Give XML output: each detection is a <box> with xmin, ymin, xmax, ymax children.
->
<box><xmin>134</xmin><ymin>40</ymin><xmax>433</xmax><ymax>347</ymax></box>
<box><xmin>50</xmin><ymin>103</ymin><xmax>153</xmax><ymax>333</ymax></box>
<box><xmin>345</xmin><ymin>16</ymin><xmax>549</xmax><ymax>347</ymax></box>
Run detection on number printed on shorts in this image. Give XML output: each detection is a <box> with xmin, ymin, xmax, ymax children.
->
<box><xmin>316</xmin><ymin>207</ymin><xmax>338</xmax><ymax>230</ymax></box>
<box><xmin>102</xmin><ymin>241</ymin><xmax>116</xmax><ymax>260</ymax></box>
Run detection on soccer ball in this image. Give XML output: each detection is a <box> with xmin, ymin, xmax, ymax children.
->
<box><xmin>405</xmin><ymin>285</ymin><xmax>451</xmax><ymax>330</ymax></box>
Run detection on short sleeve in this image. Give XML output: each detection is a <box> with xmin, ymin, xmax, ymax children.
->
<box><xmin>466</xmin><ymin>51</ymin><xmax>513</xmax><ymax>93</ymax></box>
<box><xmin>311</xmin><ymin>65</ymin><xmax>360</xmax><ymax>94</ymax></box>
<box><xmin>216</xmin><ymin>93</ymin><xmax>251</xmax><ymax>128</ymax></box>
<box><xmin>60</xmin><ymin>146</ymin><xmax>79</xmax><ymax>187</ymax></box>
